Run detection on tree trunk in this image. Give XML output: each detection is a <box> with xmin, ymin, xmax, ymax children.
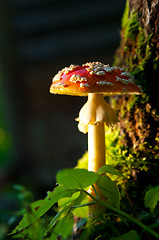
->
<box><xmin>114</xmin><ymin>0</ymin><xmax>159</xmax><ymax>184</ymax></box>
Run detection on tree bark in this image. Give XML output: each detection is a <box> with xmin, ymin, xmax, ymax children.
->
<box><xmin>114</xmin><ymin>0</ymin><xmax>159</xmax><ymax>183</ymax></box>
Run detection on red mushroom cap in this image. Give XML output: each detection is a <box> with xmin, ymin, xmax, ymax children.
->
<box><xmin>50</xmin><ymin>62</ymin><xmax>141</xmax><ymax>96</ymax></box>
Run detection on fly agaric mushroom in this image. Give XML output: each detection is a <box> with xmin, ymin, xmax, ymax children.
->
<box><xmin>50</xmin><ymin>62</ymin><xmax>141</xmax><ymax>174</ymax></box>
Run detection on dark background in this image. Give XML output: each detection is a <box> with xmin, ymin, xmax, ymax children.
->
<box><xmin>0</xmin><ymin>0</ymin><xmax>125</xmax><ymax>192</ymax></box>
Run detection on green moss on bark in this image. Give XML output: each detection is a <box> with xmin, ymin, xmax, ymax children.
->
<box><xmin>115</xmin><ymin>1</ymin><xmax>159</xmax><ymax>107</ymax></box>
<box><xmin>113</xmin><ymin>0</ymin><xmax>159</xmax><ymax>186</ymax></box>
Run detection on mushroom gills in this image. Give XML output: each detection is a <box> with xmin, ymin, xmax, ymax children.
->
<box><xmin>76</xmin><ymin>93</ymin><xmax>118</xmax><ymax>134</ymax></box>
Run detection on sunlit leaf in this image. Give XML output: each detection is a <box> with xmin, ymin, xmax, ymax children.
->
<box><xmin>96</xmin><ymin>175</ymin><xmax>120</xmax><ymax>209</ymax></box>
<box><xmin>10</xmin><ymin>186</ymin><xmax>79</xmax><ymax>235</ymax></box>
<box><xmin>56</xmin><ymin>168</ymin><xmax>98</xmax><ymax>189</ymax></box>
<box><xmin>97</xmin><ymin>165</ymin><xmax>123</xmax><ymax>177</ymax></box>
<box><xmin>72</xmin><ymin>200</ymin><xmax>88</xmax><ymax>218</ymax></box>
<box><xmin>58</xmin><ymin>192</ymin><xmax>80</xmax><ymax>207</ymax></box>
<box><xmin>72</xmin><ymin>192</ymin><xmax>89</xmax><ymax>218</ymax></box>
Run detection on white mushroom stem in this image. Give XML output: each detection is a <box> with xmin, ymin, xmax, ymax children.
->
<box><xmin>77</xmin><ymin>92</ymin><xmax>118</xmax><ymax>172</ymax></box>
<box><xmin>88</xmin><ymin>122</ymin><xmax>105</xmax><ymax>172</ymax></box>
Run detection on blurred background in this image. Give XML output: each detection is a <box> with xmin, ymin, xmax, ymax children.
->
<box><xmin>0</xmin><ymin>0</ymin><xmax>125</xmax><ymax>195</ymax></box>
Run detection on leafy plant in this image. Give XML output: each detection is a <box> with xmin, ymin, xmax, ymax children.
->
<box><xmin>9</xmin><ymin>168</ymin><xmax>159</xmax><ymax>239</ymax></box>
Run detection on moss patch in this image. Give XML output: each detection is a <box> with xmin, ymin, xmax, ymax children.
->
<box><xmin>121</xmin><ymin>0</ymin><xmax>129</xmax><ymax>28</ymax></box>
<box><xmin>115</xmin><ymin>1</ymin><xmax>159</xmax><ymax>106</ymax></box>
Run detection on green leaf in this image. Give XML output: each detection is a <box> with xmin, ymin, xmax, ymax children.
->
<box><xmin>97</xmin><ymin>165</ymin><xmax>123</xmax><ymax>177</ymax></box>
<box><xmin>70</xmin><ymin>191</ymin><xmax>88</xmax><ymax>218</ymax></box>
<box><xmin>72</xmin><ymin>193</ymin><xmax>89</xmax><ymax>218</ymax></box>
<box><xmin>11</xmin><ymin>219</ymin><xmax>46</xmax><ymax>240</ymax></box>
<box><xmin>73</xmin><ymin>200</ymin><xmax>88</xmax><ymax>218</ymax></box>
<box><xmin>96</xmin><ymin>175</ymin><xmax>120</xmax><ymax>209</ymax></box>
<box><xmin>58</xmin><ymin>192</ymin><xmax>80</xmax><ymax>207</ymax></box>
<box><xmin>112</xmin><ymin>230</ymin><xmax>141</xmax><ymax>240</ymax></box>
<box><xmin>145</xmin><ymin>186</ymin><xmax>159</xmax><ymax>212</ymax></box>
<box><xmin>50</xmin><ymin>213</ymin><xmax>74</xmax><ymax>240</ymax></box>
<box><xmin>73</xmin><ymin>191</ymin><xmax>86</xmax><ymax>206</ymax></box>
<box><xmin>56</xmin><ymin>168</ymin><xmax>98</xmax><ymax>189</ymax></box>
<box><xmin>10</xmin><ymin>186</ymin><xmax>79</xmax><ymax>235</ymax></box>
<box><xmin>46</xmin><ymin>205</ymin><xmax>71</xmax><ymax>236</ymax></box>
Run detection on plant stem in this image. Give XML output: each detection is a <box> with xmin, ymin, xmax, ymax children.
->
<box><xmin>83</xmin><ymin>189</ymin><xmax>159</xmax><ymax>239</ymax></box>
<box><xmin>99</xmin><ymin>201</ymin><xmax>159</xmax><ymax>239</ymax></box>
